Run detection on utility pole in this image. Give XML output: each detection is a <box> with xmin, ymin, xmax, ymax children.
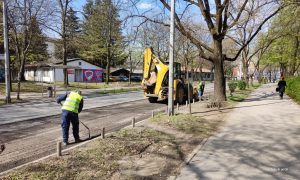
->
<box><xmin>3</xmin><ymin>0</ymin><xmax>11</xmax><ymax>103</ymax></box>
<box><xmin>168</xmin><ymin>0</ymin><xmax>175</xmax><ymax>116</ymax></box>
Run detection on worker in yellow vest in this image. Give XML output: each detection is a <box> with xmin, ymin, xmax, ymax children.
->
<box><xmin>57</xmin><ymin>90</ymin><xmax>84</xmax><ymax>146</ymax></box>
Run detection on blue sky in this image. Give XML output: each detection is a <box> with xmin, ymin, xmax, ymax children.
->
<box><xmin>47</xmin><ymin>0</ymin><xmax>202</xmax><ymax>38</ymax></box>
<box><xmin>71</xmin><ymin>0</ymin><xmax>86</xmax><ymax>12</ymax></box>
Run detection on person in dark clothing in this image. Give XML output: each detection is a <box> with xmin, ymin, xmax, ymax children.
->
<box><xmin>0</xmin><ymin>143</ymin><xmax>5</xmax><ymax>154</ymax></box>
<box><xmin>57</xmin><ymin>91</ymin><xmax>84</xmax><ymax>145</ymax></box>
<box><xmin>277</xmin><ymin>77</ymin><xmax>287</xmax><ymax>99</ymax></box>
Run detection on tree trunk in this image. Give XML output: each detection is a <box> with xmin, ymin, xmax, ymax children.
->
<box><xmin>290</xmin><ymin>34</ymin><xmax>299</xmax><ymax>76</ymax></box>
<box><xmin>241</xmin><ymin>49</ymin><xmax>249</xmax><ymax>88</ymax></box>
<box><xmin>129</xmin><ymin>52</ymin><xmax>132</xmax><ymax>84</ymax></box>
<box><xmin>17</xmin><ymin>53</ymin><xmax>26</xmax><ymax>100</ymax></box>
<box><xmin>63</xmin><ymin>39</ymin><xmax>68</xmax><ymax>87</ymax></box>
<box><xmin>105</xmin><ymin>46</ymin><xmax>110</xmax><ymax>85</ymax></box>
<box><xmin>213</xmin><ymin>40</ymin><xmax>226</xmax><ymax>102</ymax></box>
<box><xmin>280</xmin><ymin>63</ymin><xmax>286</xmax><ymax>77</ymax></box>
<box><xmin>242</xmin><ymin>61</ymin><xmax>249</xmax><ymax>88</ymax></box>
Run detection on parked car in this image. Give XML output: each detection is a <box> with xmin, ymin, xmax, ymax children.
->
<box><xmin>130</xmin><ymin>76</ymin><xmax>142</xmax><ymax>82</ymax></box>
<box><xmin>119</xmin><ymin>76</ymin><xmax>129</xmax><ymax>82</ymax></box>
<box><xmin>103</xmin><ymin>76</ymin><xmax>119</xmax><ymax>82</ymax></box>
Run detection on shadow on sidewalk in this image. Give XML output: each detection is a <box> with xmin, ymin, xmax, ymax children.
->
<box><xmin>181</xmin><ymin>113</ymin><xmax>300</xmax><ymax>179</ymax></box>
<box><xmin>192</xmin><ymin>101</ymin><xmax>285</xmax><ymax>115</ymax></box>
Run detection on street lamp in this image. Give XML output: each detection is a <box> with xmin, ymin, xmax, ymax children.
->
<box><xmin>2</xmin><ymin>0</ymin><xmax>11</xmax><ymax>103</ymax></box>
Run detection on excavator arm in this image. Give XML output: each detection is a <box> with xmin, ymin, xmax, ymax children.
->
<box><xmin>142</xmin><ymin>48</ymin><xmax>169</xmax><ymax>99</ymax></box>
<box><xmin>142</xmin><ymin>47</ymin><xmax>197</xmax><ymax>104</ymax></box>
<box><xmin>143</xmin><ymin>48</ymin><xmax>153</xmax><ymax>79</ymax></box>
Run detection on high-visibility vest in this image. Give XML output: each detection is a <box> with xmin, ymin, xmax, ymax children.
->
<box><xmin>198</xmin><ymin>82</ymin><xmax>202</xmax><ymax>90</ymax></box>
<box><xmin>62</xmin><ymin>92</ymin><xmax>83</xmax><ymax>113</ymax></box>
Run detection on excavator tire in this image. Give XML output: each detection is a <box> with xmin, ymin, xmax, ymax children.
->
<box><xmin>148</xmin><ymin>97</ymin><xmax>158</xmax><ymax>103</ymax></box>
<box><xmin>176</xmin><ymin>84</ymin><xmax>185</xmax><ymax>104</ymax></box>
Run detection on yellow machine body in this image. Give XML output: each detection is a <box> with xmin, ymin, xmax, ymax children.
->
<box><xmin>142</xmin><ymin>47</ymin><xmax>188</xmax><ymax>103</ymax></box>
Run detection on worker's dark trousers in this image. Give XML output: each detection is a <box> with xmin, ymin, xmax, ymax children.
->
<box><xmin>61</xmin><ymin>110</ymin><xmax>80</xmax><ymax>143</ymax></box>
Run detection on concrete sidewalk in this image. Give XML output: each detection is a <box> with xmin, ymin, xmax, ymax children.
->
<box><xmin>176</xmin><ymin>84</ymin><xmax>300</xmax><ymax>179</ymax></box>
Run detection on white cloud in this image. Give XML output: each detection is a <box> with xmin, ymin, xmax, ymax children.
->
<box><xmin>138</xmin><ymin>2</ymin><xmax>154</xmax><ymax>10</ymax></box>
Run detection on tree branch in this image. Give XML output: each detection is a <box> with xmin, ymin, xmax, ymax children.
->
<box><xmin>225</xmin><ymin>6</ymin><xmax>283</xmax><ymax>61</ymax></box>
<box><xmin>160</xmin><ymin>0</ymin><xmax>214</xmax><ymax>55</ymax></box>
<box><xmin>226</xmin><ymin>0</ymin><xmax>249</xmax><ymax>31</ymax></box>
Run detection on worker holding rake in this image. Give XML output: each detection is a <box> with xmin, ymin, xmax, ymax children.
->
<box><xmin>57</xmin><ymin>90</ymin><xmax>84</xmax><ymax>146</ymax></box>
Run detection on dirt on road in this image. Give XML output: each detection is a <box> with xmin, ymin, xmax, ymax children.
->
<box><xmin>0</xmin><ymin>100</ymin><xmax>166</xmax><ymax>173</ymax></box>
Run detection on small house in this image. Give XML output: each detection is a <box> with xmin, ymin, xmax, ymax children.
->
<box><xmin>25</xmin><ymin>59</ymin><xmax>103</xmax><ymax>83</ymax></box>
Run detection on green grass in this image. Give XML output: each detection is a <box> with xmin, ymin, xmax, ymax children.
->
<box><xmin>3</xmin><ymin>128</ymin><xmax>175</xmax><ymax>180</ymax></box>
<box><xmin>227</xmin><ymin>88</ymin><xmax>253</xmax><ymax>103</ymax></box>
<box><xmin>251</xmin><ymin>83</ymin><xmax>261</xmax><ymax>89</ymax></box>
<box><xmin>97</xmin><ymin>87</ymin><xmax>141</xmax><ymax>94</ymax></box>
<box><xmin>226</xmin><ymin>82</ymin><xmax>261</xmax><ymax>103</ymax></box>
<box><xmin>152</xmin><ymin>113</ymin><xmax>220</xmax><ymax>137</ymax></box>
<box><xmin>286</xmin><ymin>76</ymin><xmax>300</xmax><ymax>104</ymax></box>
<box><xmin>228</xmin><ymin>94</ymin><xmax>247</xmax><ymax>102</ymax></box>
<box><xmin>0</xmin><ymin>81</ymin><xmax>45</xmax><ymax>94</ymax></box>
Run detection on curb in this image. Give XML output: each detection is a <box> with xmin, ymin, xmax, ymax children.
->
<box><xmin>169</xmin><ymin>137</ymin><xmax>209</xmax><ymax>180</ymax></box>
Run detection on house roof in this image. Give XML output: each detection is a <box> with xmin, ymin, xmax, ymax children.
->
<box><xmin>25</xmin><ymin>62</ymin><xmax>80</xmax><ymax>69</ymax></box>
<box><xmin>55</xmin><ymin>58</ymin><xmax>102</xmax><ymax>70</ymax></box>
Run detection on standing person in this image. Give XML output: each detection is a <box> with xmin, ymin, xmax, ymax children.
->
<box><xmin>0</xmin><ymin>143</ymin><xmax>5</xmax><ymax>154</ymax></box>
<box><xmin>277</xmin><ymin>77</ymin><xmax>287</xmax><ymax>99</ymax></box>
<box><xmin>57</xmin><ymin>90</ymin><xmax>84</xmax><ymax>145</ymax></box>
<box><xmin>198</xmin><ymin>81</ymin><xmax>205</xmax><ymax>100</ymax></box>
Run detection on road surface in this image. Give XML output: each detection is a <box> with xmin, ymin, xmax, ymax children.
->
<box><xmin>0</xmin><ymin>91</ymin><xmax>144</xmax><ymax>125</ymax></box>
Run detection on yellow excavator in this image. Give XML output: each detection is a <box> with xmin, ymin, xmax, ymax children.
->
<box><xmin>142</xmin><ymin>47</ymin><xmax>198</xmax><ymax>103</ymax></box>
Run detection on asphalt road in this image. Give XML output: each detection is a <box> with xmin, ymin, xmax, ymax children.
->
<box><xmin>0</xmin><ymin>91</ymin><xmax>145</xmax><ymax>125</ymax></box>
<box><xmin>0</xmin><ymin>98</ymin><xmax>166</xmax><ymax>174</ymax></box>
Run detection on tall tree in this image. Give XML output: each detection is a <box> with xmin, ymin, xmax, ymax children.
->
<box><xmin>7</xmin><ymin>0</ymin><xmax>51</xmax><ymax>99</ymax></box>
<box><xmin>80</xmin><ymin>0</ymin><xmax>126</xmax><ymax>84</ymax></box>
<box><xmin>27</xmin><ymin>16</ymin><xmax>48</xmax><ymax>64</ymax></box>
<box><xmin>261</xmin><ymin>4</ymin><xmax>300</xmax><ymax>77</ymax></box>
<box><xmin>54</xmin><ymin>7</ymin><xmax>81</xmax><ymax>59</ymax></box>
<box><xmin>57</xmin><ymin>0</ymin><xmax>72</xmax><ymax>86</ymax></box>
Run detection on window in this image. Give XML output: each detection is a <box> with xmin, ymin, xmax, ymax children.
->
<box><xmin>78</xmin><ymin>62</ymin><xmax>82</xmax><ymax>66</ymax></box>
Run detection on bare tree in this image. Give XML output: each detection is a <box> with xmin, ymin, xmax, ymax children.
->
<box><xmin>38</xmin><ymin>0</ymin><xmax>72</xmax><ymax>86</ymax></box>
<box><xmin>57</xmin><ymin>0</ymin><xmax>72</xmax><ymax>86</ymax></box>
<box><xmin>7</xmin><ymin>0</ymin><xmax>52</xmax><ymax>99</ymax></box>
<box><xmin>128</xmin><ymin>0</ymin><xmax>285</xmax><ymax>101</ymax></box>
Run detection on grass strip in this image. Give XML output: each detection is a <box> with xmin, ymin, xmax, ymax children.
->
<box><xmin>286</xmin><ymin>76</ymin><xmax>300</xmax><ymax>104</ymax></box>
<box><xmin>2</xmin><ymin>128</ymin><xmax>175</xmax><ymax>180</ymax></box>
<box><xmin>97</xmin><ymin>87</ymin><xmax>141</xmax><ymax>94</ymax></box>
